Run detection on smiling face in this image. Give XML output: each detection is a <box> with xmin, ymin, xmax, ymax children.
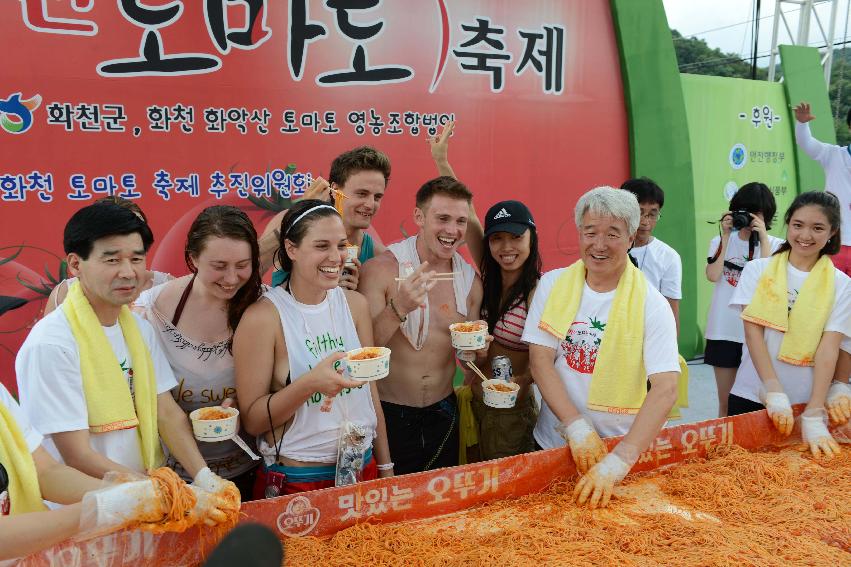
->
<box><xmin>415</xmin><ymin>194</ymin><xmax>469</xmax><ymax>261</ymax></box>
<box><xmin>71</xmin><ymin>233</ymin><xmax>147</xmax><ymax>311</ymax></box>
<box><xmin>336</xmin><ymin>170</ymin><xmax>386</xmax><ymax>231</ymax></box>
<box><xmin>190</xmin><ymin>236</ymin><xmax>253</xmax><ymax>301</ymax></box>
<box><xmin>488</xmin><ymin>230</ymin><xmax>531</xmax><ymax>273</ymax></box>
<box><xmin>286</xmin><ymin>215</ymin><xmax>348</xmax><ymax>290</ymax></box>
<box><xmin>578</xmin><ymin>211</ymin><xmax>634</xmax><ymax>285</ymax></box>
<box><xmin>786</xmin><ymin>204</ymin><xmax>837</xmax><ymax>260</ymax></box>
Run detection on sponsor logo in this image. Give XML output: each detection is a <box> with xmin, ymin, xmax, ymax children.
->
<box><xmin>0</xmin><ymin>93</ymin><xmax>42</xmax><ymax>134</ymax></box>
<box><xmin>493</xmin><ymin>208</ymin><xmax>511</xmax><ymax>219</ymax></box>
<box><xmin>276</xmin><ymin>495</ymin><xmax>320</xmax><ymax>537</ymax></box>
<box><xmin>729</xmin><ymin>143</ymin><xmax>747</xmax><ymax>170</ymax></box>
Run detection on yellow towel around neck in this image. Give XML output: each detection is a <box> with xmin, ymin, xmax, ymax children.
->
<box><xmin>539</xmin><ymin>261</ymin><xmax>649</xmax><ymax>414</ymax></box>
<box><xmin>0</xmin><ymin>398</ymin><xmax>46</xmax><ymax>514</ymax></box>
<box><xmin>741</xmin><ymin>251</ymin><xmax>835</xmax><ymax>367</ymax></box>
<box><xmin>62</xmin><ymin>281</ymin><xmax>162</xmax><ymax>470</ymax></box>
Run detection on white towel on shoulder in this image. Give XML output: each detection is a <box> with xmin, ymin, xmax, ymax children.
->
<box><xmin>387</xmin><ymin>235</ymin><xmax>475</xmax><ymax>351</ymax></box>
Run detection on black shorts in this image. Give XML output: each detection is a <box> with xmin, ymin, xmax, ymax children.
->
<box><xmin>704</xmin><ymin>339</ymin><xmax>743</xmax><ymax>368</ymax></box>
<box><xmin>381</xmin><ymin>392</ymin><xmax>459</xmax><ymax>475</ymax></box>
<box><xmin>727</xmin><ymin>394</ymin><xmax>765</xmax><ymax>416</ymax></box>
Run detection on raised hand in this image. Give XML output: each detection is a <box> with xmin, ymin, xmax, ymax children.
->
<box><xmin>793</xmin><ymin>102</ymin><xmax>815</xmax><ymax>123</ymax></box>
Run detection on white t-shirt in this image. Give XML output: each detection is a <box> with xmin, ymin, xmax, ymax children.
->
<box><xmin>630</xmin><ymin>237</ymin><xmax>682</xmax><ymax>300</ymax></box>
<box><xmin>522</xmin><ymin>268</ymin><xmax>680</xmax><ymax>447</ymax></box>
<box><xmin>15</xmin><ymin>309</ymin><xmax>177</xmax><ymax>474</ymax></box>
<box><xmin>843</xmin><ymin>335</ymin><xmax>851</xmax><ymax>355</ymax></box>
<box><xmin>0</xmin><ymin>384</ymin><xmax>42</xmax><ymax>454</ymax></box>
<box><xmin>729</xmin><ymin>258</ymin><xmax>851</xmax><ymax>405</ymax></box>
<box><xmin>795</xmin><ymin>121</ymin><xmax>851</xmax><ymax>246</ymax></box>
<box><xmin>705</xmin><ymin>231</ymin><xmax>784</xmax><ymax>343</ymax></box>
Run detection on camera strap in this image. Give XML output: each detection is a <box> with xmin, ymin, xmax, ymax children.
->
<box><xmin>707</xmin><ymin>222</ymin><xmax>724</xmax><ymax>264</ymax></box>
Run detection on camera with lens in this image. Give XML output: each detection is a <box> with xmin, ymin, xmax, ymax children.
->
<box><xmin>730</xmin><ymin>210</ymin><xmax>752</xmax><ymax>231</ymax></box>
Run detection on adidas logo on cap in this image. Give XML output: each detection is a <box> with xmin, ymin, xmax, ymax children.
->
<box><xmin>493</xmin><ymin>208</ymin><xmax>511</xmax><ymax>220</ymax></box>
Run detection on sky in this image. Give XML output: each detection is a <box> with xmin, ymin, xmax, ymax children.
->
<box><xmin>662</xmin><ymin>0</ymin><xmax>851</xmax><ymax>67</ymax></box>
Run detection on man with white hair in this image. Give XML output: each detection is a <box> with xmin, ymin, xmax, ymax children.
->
<box><xmin>522</xmin><ymin>187</ymin><xmax>680</xmax><ymax>508</ymax></box>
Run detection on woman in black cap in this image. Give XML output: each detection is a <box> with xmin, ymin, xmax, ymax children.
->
<box><xmin>430</xmin><ymin>122</ymin><xmax>542</xmax><ymax>460</ymax></box>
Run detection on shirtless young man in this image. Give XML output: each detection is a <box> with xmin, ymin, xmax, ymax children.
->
<box><xmin>360</xmin><ymin>176</ymin><xmax>485</xmax><ymax>474</ymax></box>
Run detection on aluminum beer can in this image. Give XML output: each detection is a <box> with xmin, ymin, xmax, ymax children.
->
<box><xmin>491</xmin><ymin>355</ymin><xmax>513</xmax><ymax>382</ymax></box>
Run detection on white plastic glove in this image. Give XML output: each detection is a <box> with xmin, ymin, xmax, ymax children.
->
<box><xmin>555</xmin><ymin>416</ymin><xmax>608</xmax><ymax>474</ymax></box>
<box><xmin>190</xmin><ymin>485</ymin><xmax>229</xmax><ymax>526</ymax></box>
<box><xmin>573</xmin><ymin>442</ymin><xmax>639</xmax><ymax>509</ymax></box>
<box><xmin>193</xmin><ymin>466</ymin><xmax>231</xmax><ymax>493</ymax></box>
<box><xmin>827</xmin><ymin>381</ymin><xmax>851</xmax><ymax>425</ymax></box>
<box><xmin>764</xmin><ymin>391</ymin><xmax>794</xmax><ymax>436</ymax></box>
<box><xmin>191</xmin><ymin>467</ymin><xmax>240</xmax><ymax>526</ymax></box>
<box><xmin>800</xmin><ymin>408</ymin><xmax>841</xmax><ymax>460</ymax></box>
<box><xmin>82</xmin><ymin>479</ymin><xmax>166</xmax><ymax>535</ymax></box>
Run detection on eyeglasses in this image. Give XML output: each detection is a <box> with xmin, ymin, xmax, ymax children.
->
<box><xmin>640</xmin><ymin>211</ymin><xmax>661</xmax><ymax>221</ymax></box>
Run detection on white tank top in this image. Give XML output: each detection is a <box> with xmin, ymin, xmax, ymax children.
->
<box><xmin>263</xmin><ymin>286</ymin><xmax>377</xmax><ymax>463</ymax></box>
<box><xmin>136</xmin><ymin>283</ymin><xmax>256</xmax><ymax>480</ymax></box>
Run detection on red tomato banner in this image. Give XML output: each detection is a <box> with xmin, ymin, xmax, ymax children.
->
<box><xmin>0</xmin><ymin>1</ymin><xmax>630</xmax><ymax>394</ymax></box>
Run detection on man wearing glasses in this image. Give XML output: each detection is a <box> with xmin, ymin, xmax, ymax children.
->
<box><xmin>621</xmin><ymin>178</ymin><xmax>683</xmax><ymax>333</ymax></box>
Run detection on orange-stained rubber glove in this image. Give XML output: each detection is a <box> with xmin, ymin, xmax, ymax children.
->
<box><xmin>574</xmin><ymin>441</ymin><xmax>638</xmax><ymax>509</ymax></box>
<box><xmin>556</xmin><ymin>416</ymin><xmax>608</xmax><ymax>474</ymax></box>
<box><xmin>800</xmin><ymin>408</ymin><xmax>841</xmax><ymax>460</ymax></box>
<box><xmin>827</xmin><ymin>381</ymin><xmax>851</xmax><ymax>425</ymax></box>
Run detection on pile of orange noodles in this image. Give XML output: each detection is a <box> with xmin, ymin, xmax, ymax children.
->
<box><xmin>196</xmin><ymin>407</ymin><xmax>234</xmax><ymax>421</ymax></box>
<box><xmin>285</xmin><ymin>446</ymin><xmax>850</xmax><ymax>566</ymax></box>
<box><xmin>127</xmin><ymin>468</ymin><xmax>241</xmax><ymax>541</ymax></box>
<box><xmin>348</xmin><ymin>348</ymin><xmax>384</xmax><ymax>361</ymax></box>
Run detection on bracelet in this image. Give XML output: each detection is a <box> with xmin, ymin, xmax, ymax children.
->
<box><xmin>388</xmin><ymin>298</ymin><xmax>407</xmax><ymax>323</ymax></box>
<box><xmin>376</xmin><ymin>462</ymin><xmax>395</xmax><ymax>471</ymax></box>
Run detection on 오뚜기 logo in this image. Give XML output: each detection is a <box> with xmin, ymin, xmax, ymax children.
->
<box><xmin>729</xmin><ymin>143</ymin><xmax>747</xmax><ymax>170</ymax></box>
<box><xmin>276</xmin><ymin>495</ymin><xmax>320</xmax><ymax>537</ymax></box>
<box><xmin>0</xmin><ymin>93</ymin><xmax>42</xmax><ymax>134</ymax></box>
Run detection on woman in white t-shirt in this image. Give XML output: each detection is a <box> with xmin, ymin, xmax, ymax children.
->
<box><xmin>234</xmin><ymin>200</ymin><xmax>392</xmax><ymax>498</ymax></box>
<box><xmin>136</xmin><ymin>206</ymin><xmax>263</xmax><ymax>501</ymax></box>
<box><xmin>704</xmin><ymin>182</ymin><xmax>782</xmax><ymax>417</ymax></box>
<box><xmin>728</xmin><ymin>191</ymin><xmax>850</xmax><ymax>459</ymax></box>
<box><xmin>0</xmin><ymin>384</ymin><xmax>173</xmax><ymax>560</ymax></box>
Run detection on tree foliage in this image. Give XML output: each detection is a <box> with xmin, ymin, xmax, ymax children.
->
<box><xmin>672</xmin><ymin>29</ymin><xmax>851</xmax><ymax>145</ymax></box>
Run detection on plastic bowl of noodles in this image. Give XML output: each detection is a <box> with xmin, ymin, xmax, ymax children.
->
<box><xmin>189</xmin><ymin>406</ymin><xmax>239</xmax><ymax>442</ymax></box>
<box><xmin>345</xmin><ymin>347</ymin><xmax>391</xmax><ymax>381</ymax></box>
<box><xmin>481</xmin><ymin>379</ymin><xmax>520</xmax><ymax>408</ymax></box>
<box><xmin>450</xmin><ymin>321</ymin><xmax>488</xmax><ymax>350</ymax></box>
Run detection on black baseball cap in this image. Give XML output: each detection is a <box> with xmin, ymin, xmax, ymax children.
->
<box><xmin>483</xmin><ymin>200</ymin><xmax>536</xmax><ymax>237</ymax></box>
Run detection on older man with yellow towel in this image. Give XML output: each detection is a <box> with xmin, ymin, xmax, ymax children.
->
<box><xmin>522</xmin><ymin>187</ymin><xmax>681</xmax><ymax>509</ymax></box>
<box><xmin>15</xmin><ymin>202</ymin><xmax>235</xmax><ymax>506</ymax></box>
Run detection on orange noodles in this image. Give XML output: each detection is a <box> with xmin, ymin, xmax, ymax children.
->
<box><xmin>197</xmin><ymin>407</ymin><xmax>233</xmax><ymax>421</ymax></box>
<box><xmin>284</xmin><ymin>446</ymin><xmax>850</xmax><ymax>566</ymax></box>
<box><xmin>451</xmin><ymin>322</ymin><xmax>484</xmax><ymax>333</ymax></box>
<box><xmin>132</xmin><ymin>467</ymin><xmax>197</xmax><ymax>534</ymax></box>
<box><xmin>123</xmin><ymin>467</ymin><xmax>241</xmax><ymax>546</ymax></box>
<box><xmin>348</xmin><ymin>348</ymin><xmax>384</xmax><ymax>361</ymax></box>
<box><xmin>487</xmin><ymin>382</ymin><xmax>516</xmax><ymax>393</ymax></box>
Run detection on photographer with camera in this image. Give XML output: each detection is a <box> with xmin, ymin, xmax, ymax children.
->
<box><xmin>705</xmin><ymin>182</ymin><xmax>783</xmax><ymax>417</ymax></box>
